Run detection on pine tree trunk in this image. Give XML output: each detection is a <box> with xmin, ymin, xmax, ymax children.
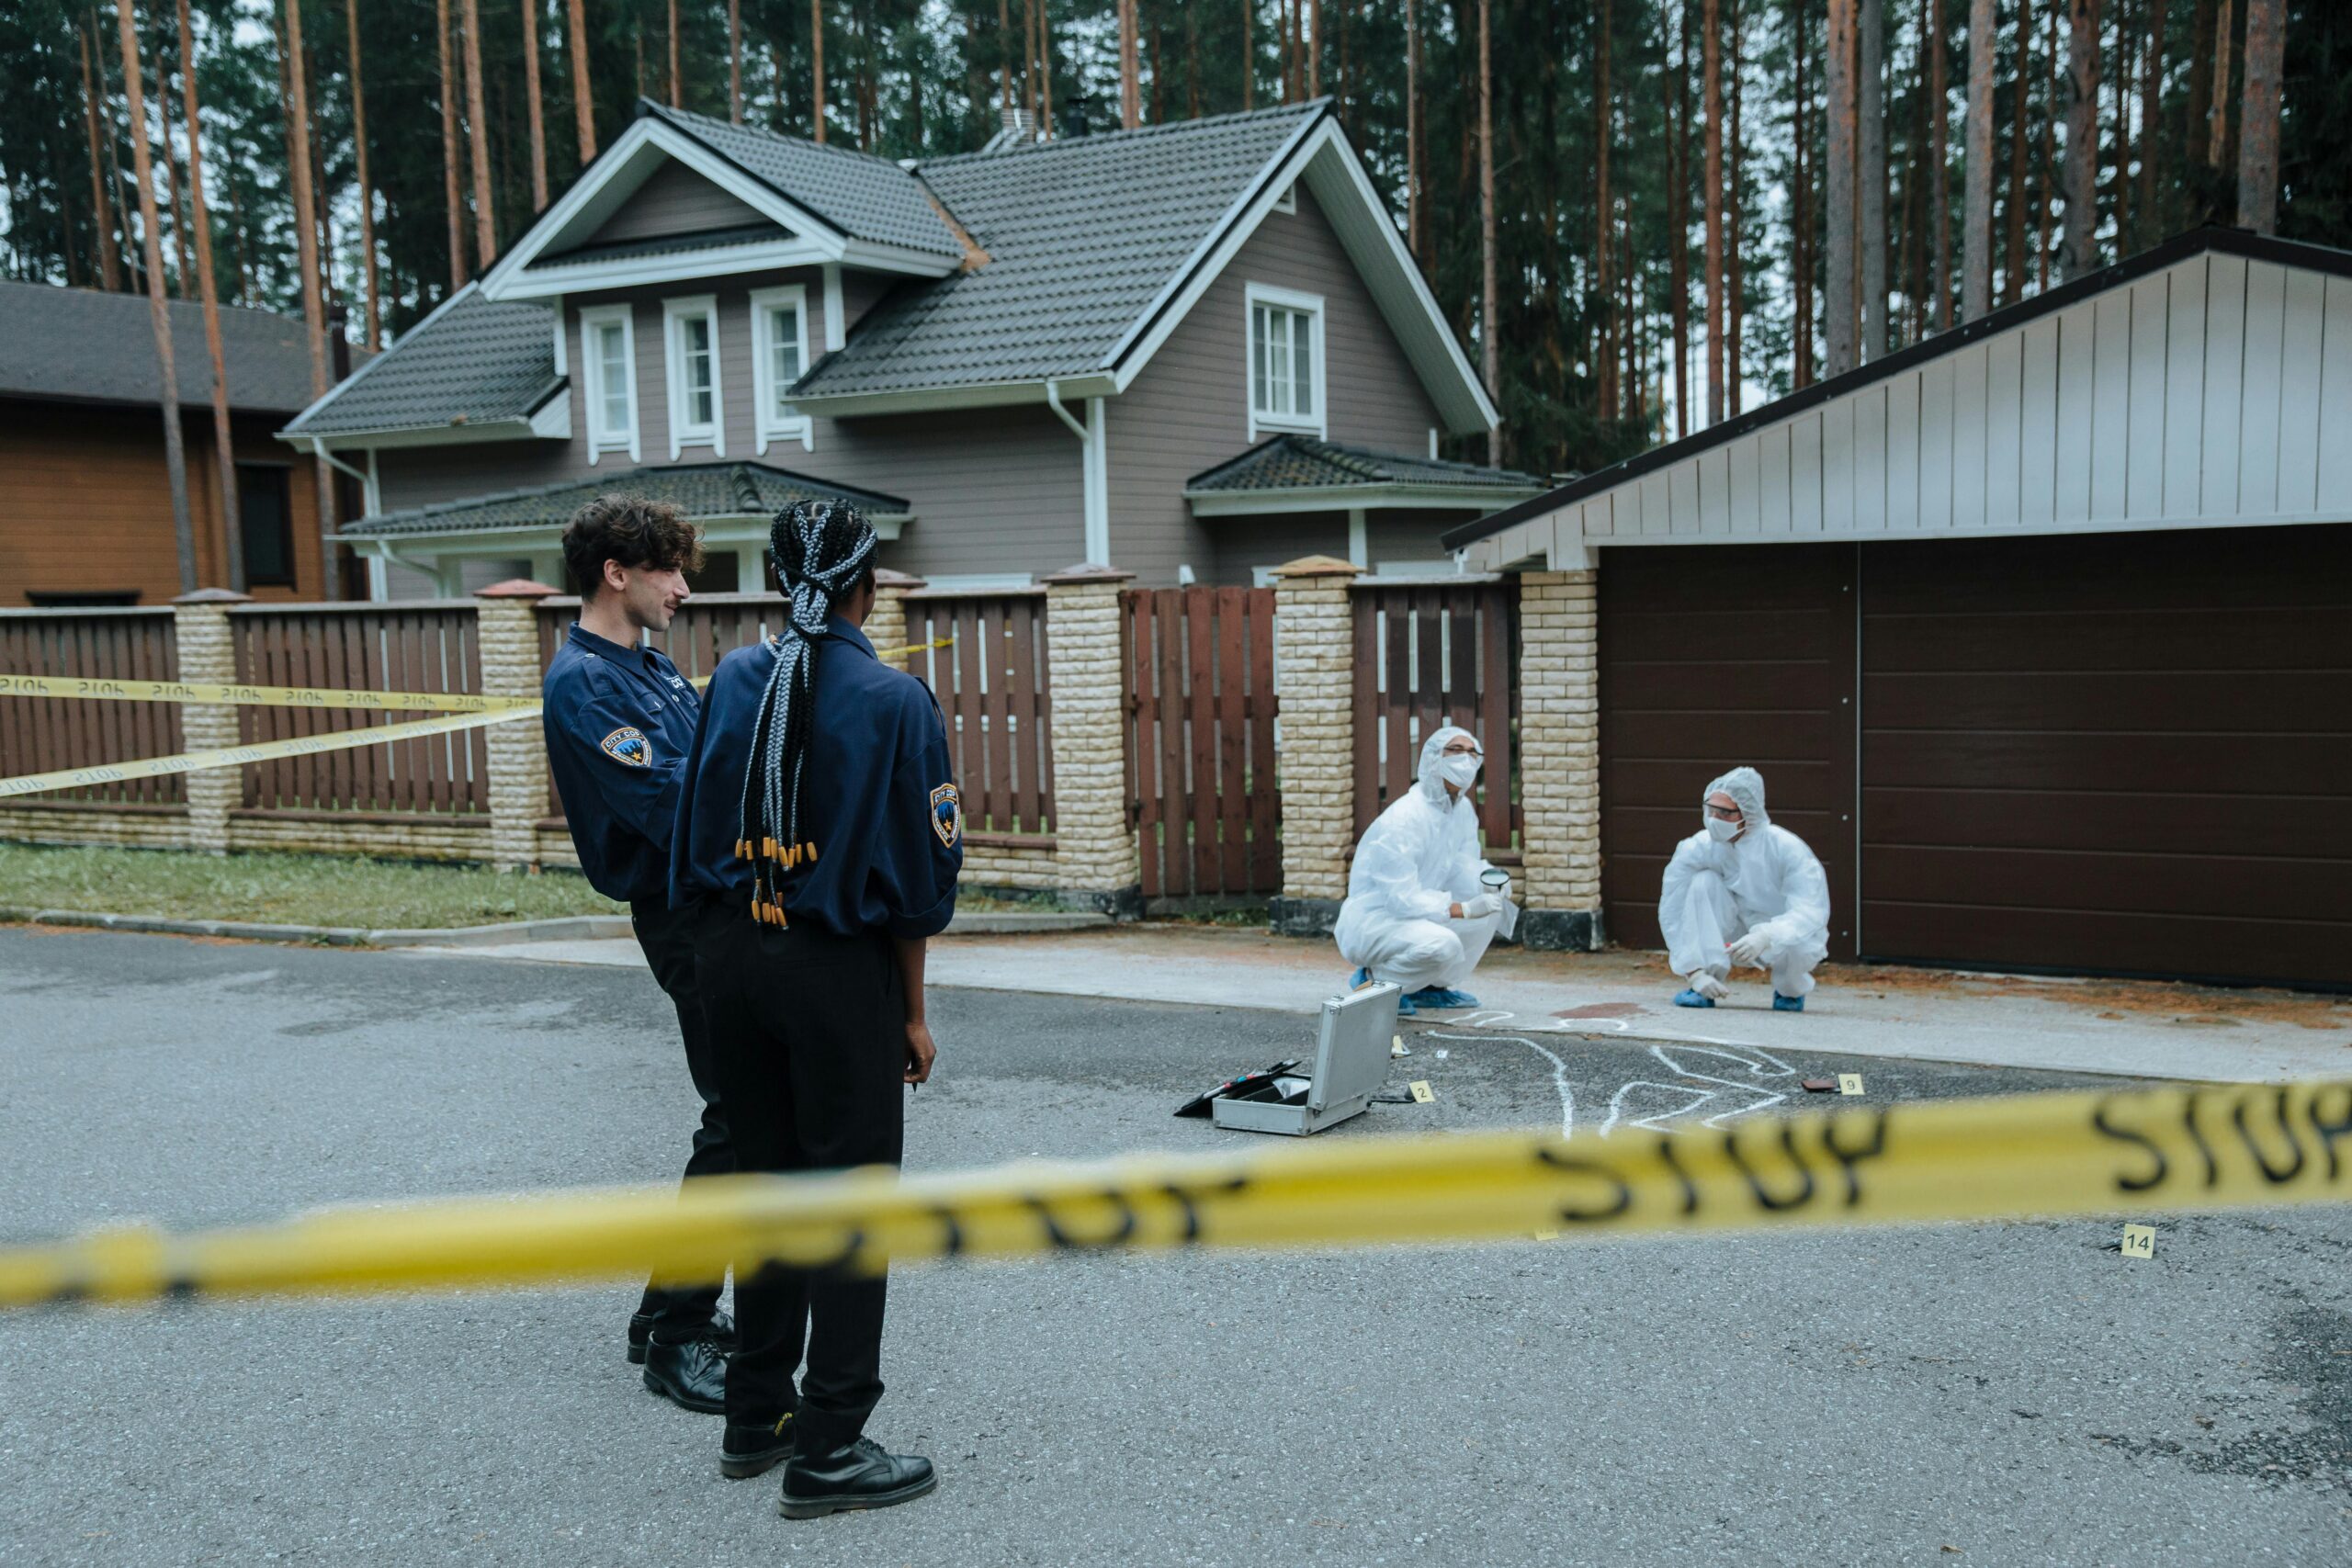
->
<box><xmin>1240</xmin><ymin>0</ymin><xmax>1250</xmax><ymax>110</ymax></box>
<box><xmin>1729</xmin><ymin>0</ymin><xmax>1745</xmax><ymax>413</ymax></box>
<box><xmin>729</xmin><ymin>0</ymin><xmax>742</xmax><ymax>120</ymax></box>
<box><xmin>2004</xmin><ymin>0</ymin><xmax>2030</xmax><ymax>305</ymax></box>
<box><xmin>1405</xmin><ymin>0</ymin><xmax>1419</xmax><ymax>261</ymax></box>
<box><xmin>1965</xmin><ymin>0</ymin><xmax>1996</xmax><ymax>317</ymax></box>
<box><xmin>1595</xmin><ymin>0</ymin><xmax>1614</xmax><ymax>414</ymax></box>
<box><xmin>2184</xmin><ymin>0</ymin><xmax>2214</xmax><ymax>202</ymax></box>
<box><xmin>1702</xmin><ymin>0</ymin><xmax>1724</xmax><ymax>424</ymax></box>
<box><xmin>1308</xmin><ymin>0</ymin><xmax>1320</xmax><ymax>96</ymax></box>
<box><xmin>814</xmin><ymin>0</ymin><xmax>829</xmax><ymax>141</ymax></box>
<box><xmin>458</xmin><ymin>0</ymin><xmax>497</xmax><ymax>264</ymax></box>
<box><xmin>1931</xmin><ymin>0</ymin><xmax>1951</xmax><ymax>328</ymax></box>
<box><xmin>2136</xmin><ymin>0</ymin><xmax>2165</xmax><ymax>233</ymax></box>
<box><xmin>177</xmin><ymin>0</ymin><xmax>243</xmax><ymax>587</ymax></box>
<box><xmin>1793</xmin><ymin>0</ymin><xmax>1811</xmax><ymax>389</ymax></box>
<box><xmin>1120</xmin><ymin>0</ymin><xmax>1139</xmax><ymax>127</ymax></box>
<box><xmin>283</xmin><ymin>0</ymin><xmax>337</xmax><ymax>547</ymax></box>
<box><xmin>1479</xmin><ymin>0</ymin><xmax>1499</xmax><ymax>465</ymax></box>
<box><xmin>342</xmin><ymin>0</ymin><xmax>379</xmax><ymax>347</ymax></box>
<box><xmin>1672</xmin><ymin>0</ymin><xmax>1690</xmax><ymax>437</ymax></box>
<box><xmin>1000</xmin><ymin>0</ymin><xmax>1014</xmax><ymax>119</ymax></box>
<box><xmin>1826</xmin><ymin>0</ymin><xmax>1858</xmax><ymax>375</ymax></box>
<box><xmin>1859</xmin><ymin>0</ymin><xmax>1886</xmax><ymax>362</ymax></box>
<box><xmin>2234</xmin><ymin>0</ymin><xmax>2282</xmax><ymax>232</ymax></box>
<box><xmin>1187</xmin><ymin>5</ymin><xmax>1200</xmax><ymax>118</ymax></box>
<box><xmin>438</xmin><ymin>0</ymin><xmax>466</xmax><ymax>287</ymax></box>
<box><xmin>568</xmin><ymin>0</ymin><xmax>596</xmax><ymax>162</ymax></box>
<box><xmin>154</xmin><ymin>37</ymin><xmax>191</xmax><ymax>297</ymax></box>
<box><xmin>524</xmin><ymin>1</ymin><xmax>548</xmax><ymax>208</ymax></box>
<box><xmin>118</xmin><ymin>0</ymin><xmax>194</xmax><ymax>592</ymax></box>
<box><xmin>2206</xmin><ymin>0</ymin><xmax>2233</xmax><ymax>166</ymax></box>
<box><xmin>2039</xmin><ymin>0</ymin><xmax>2057</xmax><ymax>288</ymax></box>
<box><xmin>2060</xmin><ymin>0</ymin><xmax>2098</xmax><ymax>279</ymax></box>
<box><xmin>80</xmin><ymin>20</ymin><xmax>123</xmax><ymax>292</ymax></box>
<box><xmin>668</xmin><ymin>0</ymin><xmax>681</xmax><ymax>107</ymax></box>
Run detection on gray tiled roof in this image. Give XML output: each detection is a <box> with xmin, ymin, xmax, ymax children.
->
<box><xmin>640</xmin><ymin>102</ymin><xmax>964</xmax><ymax>260</ymax></box>
<box><xmin>1188</xmin><ymin>435</ymin><xmax>1544</xmax><ymax>493</ymax></box>
<box><xmin>283</xmin><ymin>285</ymin><xmax>558</xmax><ymax>437</ymax></box>
<box><xmin>0</xmin><ymin>280</ymin><xmax>361</xmax><ymax>415</ymax></box>
<box><xmin>343</xmin><ymin>460</ymin><xmax>910</xmax><ymax>537</ymax></box>
<box><xmin>792</xmin><ymin>102</ymin><xmax>1326</xmax><ymax>399</ymax></box>
<box><xmin>537</xmin><ymin>222</ymin><xmax>786</xmax><ymax>268</ymax></box>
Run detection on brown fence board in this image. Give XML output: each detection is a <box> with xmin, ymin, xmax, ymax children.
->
<box><xmin>3</xmin><ymin>609</ymin><xmax>188</xmax><ymax>806</ymax></box>
<box><xmin>1351</xmin><ymin>582</ymin><xmax>1521</xmax><ymax>858</ymax></box>
<box><xmin>1123</xmin><ymin>586</ymin><xmax>1279</xmax><ymax>899</ymax></box>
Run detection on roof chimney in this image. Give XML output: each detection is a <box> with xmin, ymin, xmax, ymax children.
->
<box><xmin>981</xmin><ymin>107</ymin><xmax>1037</xmax><ymax>153</ymax></box>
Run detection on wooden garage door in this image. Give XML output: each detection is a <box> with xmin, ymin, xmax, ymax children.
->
<box><xmin>1860</xmin><ymin>524</ymin><xmax>2352</xmax><ymax>987</ymax></box>
<box><xmin>1598</xmin><ymin>544</ymin><xmax>1860</xmax><ymax>960</ymax></box>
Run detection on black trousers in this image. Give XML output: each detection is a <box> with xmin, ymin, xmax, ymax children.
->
<box><xmin>693</xmin><ymin>903</ymin><xmax>905</xmax><ymax>1450</ymax></box>
<box><xmin>630</xmin><ymin>896</ymin><xmax>733</xmax><ymax>1334</ymax></box>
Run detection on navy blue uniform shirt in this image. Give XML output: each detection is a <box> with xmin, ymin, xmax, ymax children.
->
<box><xmin>543</xmin><ymin>624</ymin><xmax>701</xmax><ymax>902</ymax></box>
<box><xmin>670</xmin><ymin>616</ymin><xmax>962</xmax><ymax>938</ymax></box>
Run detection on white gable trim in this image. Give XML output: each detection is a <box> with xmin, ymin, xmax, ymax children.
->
<box><xmin>1102</xmin><ymin>116</ymin><xmax>1498</xmax><ymax>435</ymax></box>
<box><xmin>277</xmin><ymin>280</ymin><xmax>486</xmax><ymax>439</ymax></box>
<box><xmin>479</xmin><ymin>118</ymin><xmax>956</xmax><ymax>303</ymax></box>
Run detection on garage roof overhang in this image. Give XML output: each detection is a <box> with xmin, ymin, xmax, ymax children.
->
<box><xmin>1448</xmin><ymin>227</ymin><xmax>2352</xmax><ymax>572</ymax></box>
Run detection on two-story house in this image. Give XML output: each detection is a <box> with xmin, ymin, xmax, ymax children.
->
<box><xmin>278</xmin><ymin>98</ymin><xmax>1544</xmax><ymax>596</ymax></box>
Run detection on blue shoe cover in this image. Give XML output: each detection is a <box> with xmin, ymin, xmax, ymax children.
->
<box><xmin>1772</xmin><ymin>993</ymin><xmax>1805</xmax><ymax>1012</ymax></box>
<box><xmin>1348</xmin><ymin>966</ymin><xmax>1371</xmax><ymax>989</ymax></box>
<box><xmin>1404</xmin><ymin>987</ymin><xmax>1477</xmax><ymax>1010</ymax></box>
<box><xmin>1673</xmin><ymin>988</ymin><xmax>1716</xmax><ymax>1009</ymax></box>
<box><xmin>1395</xmin><ymin>993</ymin><xmax>1418</xmax><ymax>1017</ymax></box>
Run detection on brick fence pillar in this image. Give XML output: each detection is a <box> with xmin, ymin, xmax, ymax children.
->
<box><xmin>1040</xmin><ymin>563</ymin><xmax>1140</xmax><ymax>918</ymax></box>
<box><xmin>868</xmin><ymin>568</ymin><xmax>924</xmax><ymax>671</ymax></box>
<box><xmin>474</xmin><ymin>579</ymin><xmax>559</xmax><ymax>872</ymax></box>
<box><xmin>171</xmin><ymin>588</ymin><xmax>251</xmax><ymax>855</ymax></box>
<box><xmin>1267</xmin><ymin>555</ymin><xmax>1361</xmax><ymax>936</ymax></box>
<box><xmin>1514</xmin><ymin>568</ymin><xmax>1602</xmax><ymax>950</ymax></box>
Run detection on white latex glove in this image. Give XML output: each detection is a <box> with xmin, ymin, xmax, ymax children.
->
<box><xmin>1687</xmin><ymin>971</ymin><xmax>1729</xmax><ymax>1000</ymax></box>
<box><xmin>1459</xmin><ymin>892</ymin><xmax>1503</xmax><ymax>919</ymax></box>
<box><xmin>1726</xmin><ymin>931</ymin><xmax>1770</xmax><ymax>967</ymax></box>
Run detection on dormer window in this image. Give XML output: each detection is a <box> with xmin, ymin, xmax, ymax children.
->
<box><xmin>1246</xmin><ymin>283</ymin><xmax>1324</xmax><ymax>439</ymax></box>
<box><xmin>580</xmin><ymin>304</ymin><xmax>639</xmax><ymax>465</ymax></box>
<box><xmin>662</xmin><ymin>294</ymin><xmax>724</xmax><ymax>457</ymax></box>
<box><xmin>750</xmin><ymin>285</ymin><xmax>815</xmax><ymax>453</ymax></box>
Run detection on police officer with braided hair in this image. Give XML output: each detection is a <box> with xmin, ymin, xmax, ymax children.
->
<box><xmin>670</xmin><ymin>499</ymin><xmax>961</xmax><ymax>1518</ymax></box>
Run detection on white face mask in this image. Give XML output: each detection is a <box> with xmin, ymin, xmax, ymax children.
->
<box><xmin>1438</xmin><ymin>752</ymin><xmax>1483</xmax><ymax>789</ymax></box>
<box><xmin>1706</xmin><ymin>815</ymin><xmax>1741</xmax><ymax>842</ymax></box>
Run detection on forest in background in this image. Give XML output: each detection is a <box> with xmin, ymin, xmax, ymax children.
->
<box><xmin>2</xmin><ymin>0</ymin><xmax>2347</xmax><ymax>485</ymax></box>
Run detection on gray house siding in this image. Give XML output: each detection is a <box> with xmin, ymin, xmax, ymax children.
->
<box><xmin>1200</xmin><ymin>507</ymin><xmax>1471</xmax><ymax>585</ymax></box>
<box><xmin>1106</xmin><ymin>184</ymin><xmax>1447</xmax><ymax>583</ymax></box>
<box><xmin>586</xmin><ymin>161</ymin><xmax>774</xmax><ymax>244</ymax></box>
<box><xmin>373</xmin><ymin>265</ymin><xmax>1085</xmax><ymax>579</ymax></box>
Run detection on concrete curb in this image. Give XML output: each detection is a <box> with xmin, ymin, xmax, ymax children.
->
<box><xmin>0</xmin><ymin>905</ymin><xmax>1110</xmax><ymax>946</ymax></box>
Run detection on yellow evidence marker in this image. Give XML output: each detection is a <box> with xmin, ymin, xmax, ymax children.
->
<box><xmin>2120</xmin><ymin>1224</ymin><xmax>2156</xmax><ymax>1259</ymax></box>
<box><xmin>1838</xmin><ymin>1073</ymin><xmax>1865</xmax><ymax>1096</ymax></box>
<box><xmin>1409</xmin><ymin>1080</ymin><xmax>1435</xmax><ymax>1103</ymax></box>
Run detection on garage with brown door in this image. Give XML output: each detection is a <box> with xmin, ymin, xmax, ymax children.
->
<box><xmin>1595</xmin><ymin>523</ymin><xmax>2351</xmax><ymax>989</ymax></box>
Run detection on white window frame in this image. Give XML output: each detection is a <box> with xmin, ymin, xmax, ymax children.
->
<box><xmin>1244</xmin><ymin>282</ymin><xmax>1326</xmax><ymax>440</ymax></box>
<box><xmin>579</xmin><ymin>304</ymin><xmax>639</xmax><ymax>466</ymax></box>
<box><xmin>1272</xmin><ymin>182</ymin><xmax>1297</xmax><ymax>215</ymax></box>
<box><xmin>662</xmin><ymin>293</ymin><xmax>725</xmax><ymax>458</ymax></box>
<box><xmin>748</xmin><ymin>285</ymin><xmax>815</xmax><ymax>454</ymax></box>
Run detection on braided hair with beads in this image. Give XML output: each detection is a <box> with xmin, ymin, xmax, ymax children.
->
<box><xmin>736</xmin><ymin>500</ymin><xmax>879</xmax><ymax>924</ymax></box>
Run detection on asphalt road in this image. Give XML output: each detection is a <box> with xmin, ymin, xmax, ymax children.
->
<box><xmin>1</xmin><ymin>927</ymin><xmax>2346</xmax><ymax>1566</ymax></box>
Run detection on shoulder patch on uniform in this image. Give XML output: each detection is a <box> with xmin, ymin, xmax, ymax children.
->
<box><xmin>929</xmin><ymin>782</ymin><xmax>961</xmax><ymax>848</ymax></box>
<box><xmin>600</xmin><ymin>727</ymin><xmax>652</xmax><ymax>767</ymax></box>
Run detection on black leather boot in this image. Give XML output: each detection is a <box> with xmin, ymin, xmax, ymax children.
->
<box><xmin>720</xmin><ymin>1413</ymin><xmax>798</xmax><ymax>1479</ymax></box>
<box><xmin>778</xmin><ymin>1437</ymin><xmax>937</xmax><ymax>1519</ymax></box>
<box><xmin>641</xmin><ymin>1333</ymin><xmax>728</xmax><ymax>1415</ymax></box>
<box><xmin>628</xmin><ymin>1307</ymin><xmax>737</xmax><ymax>1366</ymax></box>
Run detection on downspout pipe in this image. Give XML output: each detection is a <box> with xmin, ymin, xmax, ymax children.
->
<box><xmin>1045</xmin><ymin>380</ymin><xmax>1110</xmax><ymax>567</ymax></box>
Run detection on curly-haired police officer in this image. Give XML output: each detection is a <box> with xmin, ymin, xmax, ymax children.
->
<box><xmin>542</xmin><ymin>495</ymin><xmax>733</xmax><ymax>1416</ymax></box>
<box><xmin>670</xmin><ymin>500</ymin><xmax>961</xmax><ymax>1517</ymax></box>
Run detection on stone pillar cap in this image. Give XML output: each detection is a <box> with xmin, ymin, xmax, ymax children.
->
<box><xmin>873</xmin><ymin>568</ymin><xmax>928</xmax><ymax>590</ymax></box>
<box><xmin>474</xmin><ymin>579</ymin><xmax>561</xmax><ymax>599</ymax></box>
<box><xmin>171</xmin><ymin>587</ymin><xmax>253</xmax><ymax>604</ymax></box>
<box><xmin>1270</xmin><ymin>555</ymin><xmax>1363</xmax><ymax>579</ymax></box>
<box><xmin>1039</xmin><ymin>562</ymin><xmax>1135</xmax><ymax>584</ymax></box>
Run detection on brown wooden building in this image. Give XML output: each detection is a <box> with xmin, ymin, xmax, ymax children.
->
<box><xmin>0</xmin><ymin>282</ymin><xmax>360</xmax><ymax>606</ymax></box>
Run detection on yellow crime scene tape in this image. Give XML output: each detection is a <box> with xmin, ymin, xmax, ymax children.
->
<box><xmin>0</xmin><ymin>638</ymin><xmax>955</xmax><ymax>800</ymax></box>
<box><xmin>3</xmin><ymin>1079</ymin><xmax>2344</xmax><ymax>1309</ymax></box>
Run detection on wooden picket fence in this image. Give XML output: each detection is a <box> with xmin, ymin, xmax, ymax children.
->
<box><xmin>1122</xmin><ymin>586</ymin><xmax>1281</xmax><ymax>899</ymax></box>
<box><xmin>0</xmin><ymin>607</ymin><xmax>185</xmax><ymax>807</ymax></box>
<box><xmin>901</xmin><ymin>592</ymin><xmax>1054</xmax><ymax>838</ymax></box>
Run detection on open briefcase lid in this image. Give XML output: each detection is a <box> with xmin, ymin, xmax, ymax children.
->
<box><xmin>1307</xmin><ymin>982</ymin><xmax>1401</xmax><ymax>1111</ymax></box>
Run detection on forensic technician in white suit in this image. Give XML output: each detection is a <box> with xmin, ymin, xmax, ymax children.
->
<box><xmin>1334</xmin><ymin>725</ymin><xmax>1514</xmax><ymax>1016</ymax></box>
<box><xmin>1658</xmin><ymin>766</ymin><xmax>1830</xmax><ymax>1012</ymax></box>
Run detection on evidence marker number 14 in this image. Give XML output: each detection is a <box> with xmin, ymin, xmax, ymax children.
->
<box><xmin>2120</xmin><ymin>1224</ymin><xmax>2156</xmax><ymax>1259</ymax></box>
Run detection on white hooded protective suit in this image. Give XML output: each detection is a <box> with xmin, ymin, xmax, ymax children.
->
<box><xmin>1657</xmin><ymin>766</ymin><xmax>1831</xmax><ymax>998</ymax></box>
<box><xmin>1333</xmin><ymin>725</ymin><xmax>1503</xmax><ymax>992</ymax></box>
